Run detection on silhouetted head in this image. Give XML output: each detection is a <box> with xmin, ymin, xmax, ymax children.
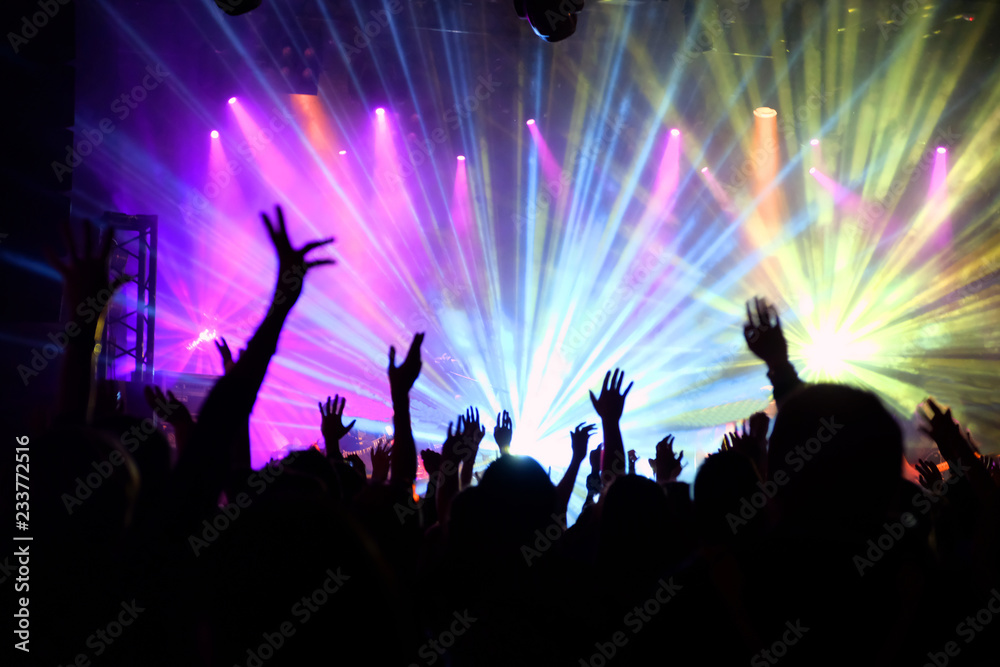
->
<box><xmin>477</xmin><ymin>455</ymin><xmax>556</xmax><ymax>553</ymax></box>
<box><xmin>766</xmin><ymin>384</ymin><xmax>903</xmax><ymax>534</ymax></box>
<box><xmin>599</xmin><ymin>475</ymin><xmax>673</xmax><ymax>576</ymax></box>
<box><xmin>694</xmin><ymin>450</ymin><xmax>764</xmax><ymax>545</ymax></box>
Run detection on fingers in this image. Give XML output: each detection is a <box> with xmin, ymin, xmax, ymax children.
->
<box><xmin>622</xmin><ymin>381</ymin><xmax>633</xmax><ymax>398</ymax></box>
<box><xmin>924</xmin><ymin>397</ymin><xmax>943</xmax><ymax>417</ymax></box>
<box><xmin>407</xmin><ymin>332</ymin><xmax>425</xmax><ymax>360</ymax></box>
<box><xmin>301</xmin><ymin>237</ymin><xmax>336</xmax><ymax>253</ymax></box>
<box><xmin>305</xmin><ymin>259</ymin><xmax>336</xmax><ymax>269</ymax></box>
<box><xmin>589</xmin><ymin>390</ymin><xmax>599</xmax><ymax>410</ymax></box>
<box><xmin>756</xmin><ymin>296</ymin><xmax>768</xmax><ymax>327</ymax></box>
<box><xmin>261</xmin><ymin>211</ymin><xmax>276</xmax><ymax>242</ymax></box>
<box><xmin>389</xmin><ymin>346</ymin><xmax>396</xmax><ymax>368</ymax></box>
<box><xmin>746</xmin><ymin>300</ymin><xmax>754</xmax><ymax>328</ymax></box>
<box><xmin>275</xmin><ymin>205</ymin><xmax>287</xmax><ymax>235</ymax></box>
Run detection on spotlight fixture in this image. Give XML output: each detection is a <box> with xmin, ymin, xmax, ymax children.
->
<box><xmin>210</xmin><ymin>130</ymin><xmax>219</xmax><ymax>139</ymax></box>
<box><xmin>338</xmin><ymin>150</ymin><xmax>347</xmax><ymax>155</ymax></box>
<box><xmin>526</xmin><ymin>119</ymin><xmax>535</xmax><ymax>126</ymax></box>
<box><xmin>514</xmin><ymin>0</ymin><xmax>585</xmax><ymax>42</ymax></box>
<box><xmin>375</xmin><ymin>108</ymin><xmax>386</xmax><ymax>117</ymax></box>
<box><xmin>808</xmin><ymin>167</ymin><xmax>817</xmax><ymax>174</ymax></box>
<box><xmin>753</xmin><ymin>107</ymin><xmax>778</xmax><ymax>119</ymax></box>
<box><xmin>670</xmin><ymin>128</ymin><xmax>680</xmax><ymax>137</ymax></box>
<box><xmin>810</xmin><ymin>138</ymin><xmax>819</xmax><ymax>146</ymax></box>
<box><xmin>700</xmin><ymin>167</ymin><xmax>708</xmax><ymax>173</ymax></box>
<box><xmin>936</xmin><ymin>146</ymin><xmax>946</xmax><ymax>154</ymax></box>
<box><xmin>457</xmin><ymin>155</ymin><xmax>466</xmax><ymax>161</ymax></box>
<box><xmin>228</xmin><ymin>97</ymin><xmax>237</xmax><ymax>105</ymax></box>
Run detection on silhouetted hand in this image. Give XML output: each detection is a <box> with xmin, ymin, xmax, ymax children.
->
<box><xmin>589</xmin><ymin>369</ymin><xmax>633</xmax><ymax>422</ymax></box>
<box><xmin>919</xmin><ymin>397</ymin><xmax>998</xmax><ymax>505</ymax></box>
<box><xmin>654</xmin><ymin>435</ymin><xmax>684</xmax><ymax>482</ymax></box>
<box><xmin>389</xmin><ymin>333</ymin><xmax>425</xmax><ymax>396</ymax></box>
<box><xmin>261</xmin><ymin>205</ymin><xmax>335</xmax><ymax>306</ymax></box>
<box><xmin>442</xmin><ymin>417</ymin><xmax>466</xmax><ymax>466</ymax></box>
<box><xmin>744</xmin><ymin>297</ymin><xmax>788</xmax><ymax>367</ymax></box>
<box><xmin>494</xmin><ymin>410</ymin><xmax>513</xmax><ymax>453</ymax></box>
<box><xmin>214</xmin><ymin>337</ymin><xmax>243</xmax><ymax>373</ymax></box>
<box><xmin>462</xmin><ymin>407</ymin><xmax>486</xmax><ymax>457</ymax></box>
<box><xmin>570</xmin><ymin>423</ymin><xmax>597</xmax><ymax>462</ymax></box>
<box><xmin>420</xmin><ymin>449</ymin><xmax>442</xmax><ymax>477</ymax></box>
<box><xmin>915</xmin><ymin>458</ymin><xmax>944</xmax><ymax>492</ymax></box>
<box><xmin>345</xmin><ymin>453</ymin><xmax>366</xmax><ymax>478</ymax></box>
<box><xmin>589</xmin><ymin>444</ymin><xmax>602</xmax><ymax>471</ymax></box>
<box><xmin>46</xmin><ymin>219</ymin><xmax>132</xmax><ymax>316</ymax></box>
<box><xmin>144</xmin><ymin>385</ymin><xmax>193</xmax><ymax>429</ymax></box>
<box><xmin>371</xmin><ymin>441</ymin><xmax>392</xmax><ymax>484</ymax></box>
<box><xmin>628</xmin><ymin>449</ymin><xmax>638</xmax><ymax>475</ymax></box>
<box><xmin>919</xmin><ymin>398</ymin><xmax>973</xmax><ymax>465</ymax></box>
<box><xmin>459</xmin><ymin>407</ymin><xmax>485</xmax><ymax>487</ymax></box>
<box><xmin>319</xmin><ymin>395</ymin><xmax>356</xmax><ymax>454</ymax></box>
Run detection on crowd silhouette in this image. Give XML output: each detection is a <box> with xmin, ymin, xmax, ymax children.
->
<box><xmin>29</xmin><ymin>205</ymin><xmax>1000</xmax><ymax>666</ymax></box>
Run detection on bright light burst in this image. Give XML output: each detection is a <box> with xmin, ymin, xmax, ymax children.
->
<box><xmin>76</xmin><ymin>1</ymin><xmax>1000</xmax><ymax>518</ymax></box>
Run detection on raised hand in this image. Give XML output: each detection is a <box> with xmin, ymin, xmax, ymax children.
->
<box><xmin>654</xmin><ymin>435</ymin><xmax>684</xmax><ymax>483</ymax></box>
<box><xmin>47</xmin><ymin>220</ymin><xmax>133</xmax><ymax>422</ymax></box>
<box><xmin>919</xmin><ymin>397</ymin><xmax>998</xmax><ymax>505</ymax></box>
<box><xmin>494</xmin><ymin>410</ymin><xmax>513</xmax><ymax>454</ymax></box>
<box><xmin>370</xmin><ymin>440</ymin><xmax>392</xmax><ymax>484</ymax></box>
<box><xmin>589</xmin><ymin>444</ymin><xmax>602</xmax><ymax>471</ymax></box>
<box><xmin>214</xmin><ymin>337</ymin><xmax>243</xmax><ymax>373</ymax></box>
<box><xmin>919</xmin><ymin>398</ymin><xmax>973</xmax><ymax>465</ymax></box>
<box><xmin>589</xmin><ymin>368</ymin><xmax>633</xmax><ymax>422</ymax></box>
<box><xmin>261</xmin><ymin>205</ymin><xmax>335</xmax><ymax>306</ymax></box>
<box><xmin>319</xmin><ymin>395</ymin><xmax>356</xmax><ymax>458</ymax></box>
<box><xmin>388</xmin><ymin>332</ymin><xmax>425</xmax><ymax>396</ymax></box>
<box><xmin>442</xmin><ymin>416</ymin><xmax>466</xmax><ymax>464</ymax></box>
<box><xmin>744</xmin><ymin>296</ymin><xmax>788</xmax><ymax>367</ymax></box>
<box><xmin>345</xmin><ymin>453</ymin><xmax>366</xmax><ymax>479</ymax></box>
<box><xmin>571</xmin><ymin>423</ymin><xmax>598</xmax><ymax>462</ymax></box>
<box><xmin>144</xmin><ymin>385</ymin><xmax>193</xmax><ymax>428</ymax></box>
<box><xmin>915</xmin><ymin>458</ymin><xmax>944</xmax><ymax>492</ymax></box>
<box><xmin>46</xmin><ymin>219</ymin><xmax>132</xmax><ymax>312</ymax></box>
<box><xmin>436</xmin><ymin>417</ymin><xmax>466</xmax><ymax>522</ymax></box>
<box><xmin>420</xmin><ymin>449</ymin><xmax>443</xmax><ymax>477</ymax></box>
<box><xmin>627</xmin><ymin>449</ymin><xmax>638</xmax><ymax>475</ymax></box>
<box><xmin>459</xmin><ymin>407</ymin><xmax>485</xmax><ymax>488</ymax></box>
<box><xmin>463</xmin><ymin>407</ymin><xmax>486</xmax><ymax>452</ymax></box>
